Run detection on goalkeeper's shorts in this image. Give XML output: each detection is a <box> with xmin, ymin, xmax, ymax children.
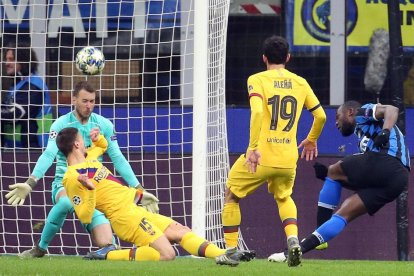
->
<box><xmin>226</xmin><ymin>154</ymin><xmax>296</xmax><ymax>200</ymax></box>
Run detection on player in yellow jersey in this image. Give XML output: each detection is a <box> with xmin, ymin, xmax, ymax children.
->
<box><xmin>221</xmin><ymin>35</ymin><xmax>326</xmax><ymax>267</ymax></box>
<box><xmin>56</xmin><ymin>127</ymin><xmax>255</xmax><ymax>266</ymax></box>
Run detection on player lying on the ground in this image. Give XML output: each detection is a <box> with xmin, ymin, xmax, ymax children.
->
<box><xmin>56</xmin><ymin>127</ymin><xmax>255</xmax><ymax>266</ymax></box>
<box><xmin>268</xmin><ymin>101</ymin><xmax>410</xmax><ymax>262</ymax></box>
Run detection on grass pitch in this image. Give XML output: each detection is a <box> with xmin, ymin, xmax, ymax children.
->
<box><xmin>1</xmin><ymin>255</ymin><xmax>414</xmax><ymax>276</ymax></box>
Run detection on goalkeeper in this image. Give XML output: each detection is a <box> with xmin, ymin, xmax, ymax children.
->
<box><xmin>56</xmin><ymin>127</ymin><xmax>255</xmax><ymax>266</ymax></box>
<box><xmin>5</xmin><ymin>81</ymin><xmax>159</xmax><ymax>258</ymax></box>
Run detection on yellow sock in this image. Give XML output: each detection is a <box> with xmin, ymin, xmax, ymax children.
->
<box><xmin>179</xmin><ymin>232</ymin><xmax>225</xmax><ymax>258</ymax></box>
<box><xmin>222</xmin><ymin>202</ymin><xmax>241</xmax><ymax>248</ymax></box>
<box><xmin>106</xmin><ymin>247</ymin><xmax>160</xmax><ymax>261</ymax></box>
<box><xmin>276</xmin><ymin>197</ymin><xmax>298</xmax><ymax>237</ymax></box>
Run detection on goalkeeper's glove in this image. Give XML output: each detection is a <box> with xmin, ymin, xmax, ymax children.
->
<box><xmin>373</xmin><ymin>128</ymin><xmax>390</xmax><ymax>149</ymax></box>
<box><xmin>141</xmin><ymin>191</ymin><xmax>159</xmax><ymax>214</ymax></box>
<box><xmin>313</xmin><ymin>162</ymin><xmax>328</xmax><ymax>181</ymax></box>
<box><xmin>5</xmin><ymin>177</ymin><xmax>37</xmax><ymax>206</ymax></box>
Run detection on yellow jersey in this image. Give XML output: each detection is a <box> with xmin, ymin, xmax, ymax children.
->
<box><xmin>62</xmin><ymin>135</ymin><xmax>142</xmax><ymax>224</ymax></box>
<box><xmin>247</xmin><ymin>68</ymin><xmax>326</xmax><ymax>168</ymax></box>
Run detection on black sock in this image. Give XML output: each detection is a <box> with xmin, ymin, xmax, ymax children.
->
<box><xmin>300</xmin><ymin>234</ymin><xmax>321</xmax><ymax>254</ymax></box>
<box><xmin>317</xmin><ymin>206</ymin><xmax>334</xmax><ymax>227</ymax></box>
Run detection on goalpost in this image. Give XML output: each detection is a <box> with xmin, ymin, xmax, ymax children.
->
<box><xmin>0</xmin><ymin>0</ymin><xmax>247</xmax><ymax>255</ymax></box>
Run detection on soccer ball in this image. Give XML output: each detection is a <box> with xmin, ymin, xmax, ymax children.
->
<box><xmin>75</xmin><ymin>46</ymin><xmax>105</xmax><ymax>75</ymax></box>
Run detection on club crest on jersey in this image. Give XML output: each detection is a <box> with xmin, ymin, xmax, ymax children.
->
<box><xmin>49</xmin><ymin>130</ymin><xmax>58</xmax><ymax>140</ymax></box>
<box><xmin>72</xmin><ymin>195</ymin><xmax>81</xmax><ymax>205</ymax></box>
<box><xmin>248</xmin><ymin>85</ymin><xmax>253</xmax><ymax>91</ymax></box>
<box><xmin>359</xmin><ymin>136</ymin><xmax>370</xmax><ymax>153</ymax></box>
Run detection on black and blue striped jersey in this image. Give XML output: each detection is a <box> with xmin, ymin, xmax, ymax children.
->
<box><xmin>355</xmin><ymin>103</ymin><xmax>410</xmax><ymax>169</ymax></box>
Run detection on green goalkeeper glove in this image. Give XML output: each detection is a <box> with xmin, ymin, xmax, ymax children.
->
<box><xmin>141</xmin><ymin>191</ymin><xmax>159</xmax><ymax>214</ymax></box>
<box><xmin>5</xmin><ymin>177</ymin><xmax>37</xmax><ymax>206</ymax></box>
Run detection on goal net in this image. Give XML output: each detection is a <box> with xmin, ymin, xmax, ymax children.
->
<box><xmin>0</xmin><ymin>0</ymin><xmax>247</xmax><ymax>255</ymax></box>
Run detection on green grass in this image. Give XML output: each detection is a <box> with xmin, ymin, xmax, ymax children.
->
<box><xmin>1</xmin><ymin>256</ymin><xmax>414</xmax><ymax>276</ymax></box>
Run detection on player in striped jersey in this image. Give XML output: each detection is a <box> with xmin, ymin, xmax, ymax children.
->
<box><xmin>5</xmin><ymin>81</ymin><xmax>159</xmax><ymax>258</ymax></box>
<box><xmin>269</xmin><ymin>101</ymin><xmax>410</xmax><ymax>262</ymax></box>
<box><xmin>221</xmin><ymin>35</ymin><xmax>326</xmax><ymax>267</ymax></box>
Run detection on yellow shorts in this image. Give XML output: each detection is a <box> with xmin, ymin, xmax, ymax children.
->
<box><xmin>110</xmin><ymin>205</ymin><xmax>174</xmax><ymax>247</ymax></box>
<box><xmin>227</xmin><ymin>154</ymin><xmax>296</xmax><ymax>200</ymax></box>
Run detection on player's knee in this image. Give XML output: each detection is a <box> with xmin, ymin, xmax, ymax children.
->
<box><xmin>164</xmin><ymin>222</ymin><xmax>191</xmax><ymax>243</ymax></box>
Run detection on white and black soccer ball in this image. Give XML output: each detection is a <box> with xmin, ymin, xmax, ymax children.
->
<box><xmin>75</xmin><ymin>46</ymin><xmax>105</xmax><ymax>75</ymax></box>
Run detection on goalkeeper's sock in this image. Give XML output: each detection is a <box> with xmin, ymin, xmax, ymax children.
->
<box><xmin>301</xmin><ymin>214</ymin><xmax>347</xmax><ymax>254</ymax></box>
<box><xmin>107</xmin><ymin>247</ymin><xmax>160</xmax><ymax>261</ymax></box>
<box><xmin>222</xmin><ymin>202</ymin><xmax>241</xmax><ymax>248</ymax></box>
<box><xmin>317</xmin><ymin>177</ymin><xmax>342</xmax><ymax>226</ymax></box>
<box><xmin>179</xmin><ymin>232</ymin><xmax>225</xmax><ymax>258</ymax></box>
<box><xmin>38</xmin><ymin>196</ymin><xmax>73</xmax><ymax>250</ymax></box>
<box><xmin>276</xmin><ymin>197</ymin><xmax>298</xmax><ymax>238</ymax></box>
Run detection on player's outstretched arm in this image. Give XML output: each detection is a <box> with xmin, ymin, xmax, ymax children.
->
<box><xmin>6</xmin><ymin>139</ymin><xmax>59</xmax><ymax>206</ymax></box>
<box><xmin>5</xmin><ymin>177</ymin><xmax>37</xmax><ymax>206</ymax></box>
<box><xmin>31</xmin><ymin>121</ymin><xmax>63</xmax><ymax>181</ymax></box>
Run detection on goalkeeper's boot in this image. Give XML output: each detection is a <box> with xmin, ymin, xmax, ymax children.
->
<box><xmin>18</xmin><ymin>244</ymin><xmax>46</xmax><ymax>259</ymax></box>
<box><xmin>287</xmin><ymin>237</ymin><xmax>302</xmax><ymax>267</ymax></box>
<box><xmin>83</xmin><ymin>244</ymin><xmax>117</xmax><ymax>260</ymax></box>
<box><xmin>215</xmin><ymin>247</ymin><xmax>256</xmax><ymax>267</ymax></box>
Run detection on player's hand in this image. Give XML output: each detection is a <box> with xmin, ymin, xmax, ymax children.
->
<box><xmin>298</xmin><ymin>139</ymin><xmax>318</xmax><ymax>161</ymax></box>
<box><xmin>141</xmin><ymin>191</ymin><xmax>159</xmax><ymax>214</ymax></box>
<box><xmin>90</xmin><ymin>127</ymin><xmax>101</xmax><ymax>142</ymax></box>
<box><xmin>373</xmin><ymin>129</ymin><xmax>390</xmax><ymax>149</ymax></box>
<box><xmin>5</xmin><ymin>183</ymin><xmax>32</xmax><ymax>206</ymax></box>
<box><xmin>313</xmin><ymin>162</ymin><xmax>328</xmax><ymax>181</ymax></box>
<box><xmin>244</xmin><ymin>149</ymin><xmax>261</xmax><ymax>173</ymax></box>
<box><xmin>77</xmin><ymin>174</ymin><xmax>95</xmax><ymax>190</ymax></box>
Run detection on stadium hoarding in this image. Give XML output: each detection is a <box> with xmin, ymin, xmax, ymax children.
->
<box><xmin>0</xmin><ymin>0</ymin><xmax>180</xmax><ymax>37</ymax></box>
<box><xmin>286</xmin><ymin>0</ymin><xmax>414</xmax><ymax>52</ymax></box>
<box><xmin>58</xmin><ymin>106</ymin><xmax>414</xmax><ymax>156</ymax></box>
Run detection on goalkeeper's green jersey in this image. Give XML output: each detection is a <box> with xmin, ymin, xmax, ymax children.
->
<box><xmin>31</xmin><ymin>111</ymin><xmax>140</xmax><ymax>193</ymax></box>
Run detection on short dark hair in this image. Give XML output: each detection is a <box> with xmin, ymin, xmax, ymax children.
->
<box><xmin>73</xmin><ymin>80</ymin><xmax>96</xmax><ymax>97</ymax></box>
<box><xmin>262</xmin><ymin>36</ymin><xmax>289</xmax><ymax>65</ymax></box>
<box><xmin>56</xmin><ymin>127</ymin><xmax>79</xmax><ymax>157</ymax></box>
<box><xmin>342</xmin><ymin>100</ymin><xmax>361</xmax><ymax>110</ymax></box>
<box><xmin>5</xmin><ymin>42</ymin><xmax>38</xmax><ymax>76</ymax></box>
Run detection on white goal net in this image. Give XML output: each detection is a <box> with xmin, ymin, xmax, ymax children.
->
<box><xmin>0</xmin><ymin>0</ymin><xmax>247</xmax><ymax>255</ymax></box>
